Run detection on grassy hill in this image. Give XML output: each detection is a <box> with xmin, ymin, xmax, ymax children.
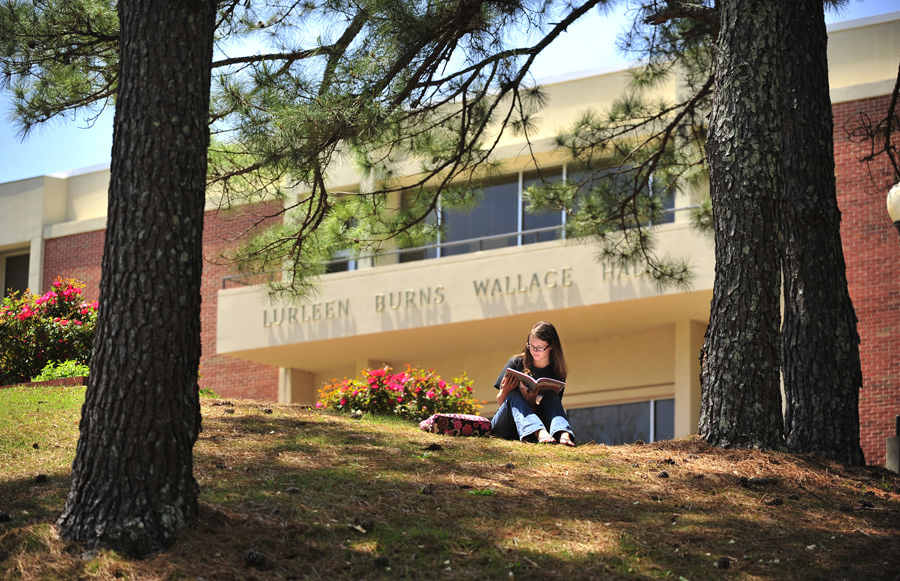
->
<box><xmin>1</xmin><ymin>384</ymin><xmax>898</xmax><ymax>580</ymax></box>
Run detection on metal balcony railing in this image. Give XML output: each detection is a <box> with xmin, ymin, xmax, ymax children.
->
<box><xmin>222</xmin><ymin>204</ymin><xmax>695</xmax><ymax>288</ymax></box>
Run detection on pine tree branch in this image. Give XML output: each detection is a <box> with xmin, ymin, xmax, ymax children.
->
<box><xmin>319</xmin><ymin>9</ymin><xmax>368</xmax><ymax>91</ymax></box>
<box><xmin>208</xmin><ymin>162</ymin><xmax>264</xmax><ymax>185</ymax></box>
<box><xmin>211</xmin><ymin>48</ymin><xmax>325</xmax><ymax>69</ymax></box>
<box><xmin>644</xmin><ymin>1</ymin><xmax>719</xmax><ymax>28</ymax></box>
<box><xmin>843</xmin><ymin>59</ymin><xmax>900</xmax><ymax>189</ymax></box>
<box><xmin>410</xmin><ymin>0</ymin><xmax>608</xmax><ymax>94</ymax></box>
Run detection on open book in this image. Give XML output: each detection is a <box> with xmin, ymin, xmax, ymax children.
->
<box><xmin>504</xmin><ymin>367</ymin><xmax>565</xmax><ymax>396</ymax></box>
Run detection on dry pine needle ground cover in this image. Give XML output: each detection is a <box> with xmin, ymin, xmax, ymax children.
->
<box><xmin>1</xmin><ymin>385</ymin><xmax>899</xmax><ymax>580</ymax></box>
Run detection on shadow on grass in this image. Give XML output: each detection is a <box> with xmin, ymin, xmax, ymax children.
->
<box><xmin>0</xmin><ymin>472</ymin><xmax>71</xmax><ymax>525</ymax></box>
<box><xmin>1</xmin><ymin>400</ymin><xmax>899</xmax><ymax>580</ymax></box>
<box><xmin>181</xmin><ymin>406</ymin><xmax>900</xmax><ymax>580</ymax></box>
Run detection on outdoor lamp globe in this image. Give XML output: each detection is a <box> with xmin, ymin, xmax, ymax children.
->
<box><xmin>887</xmin><ymin>182</ymin><xmax>900</xmax><ymax>236</ymax></box>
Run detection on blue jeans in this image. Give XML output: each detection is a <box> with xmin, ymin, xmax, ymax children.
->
<box><xmin>490</xmin><ymin>390</ymin><xmax>574</xmax><ymax>441</ymax></box>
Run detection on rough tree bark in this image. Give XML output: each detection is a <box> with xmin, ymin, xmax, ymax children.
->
<box><xmin>699</xmin><ymin>0</ymin><xmax>785</xmax><ymax>450</ymax></box>
<box><xmin>56</xmin><ymin>0</ymin><xmax>217</xmax><ymax>557</ymax></box>
<box><xmin>779</xmin><ymin>0</ymin><xmax>864</xmax><ymax>465</ymax></box>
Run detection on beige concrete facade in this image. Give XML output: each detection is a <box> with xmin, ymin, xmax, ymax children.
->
<box><xmin>827</xmin><ymin>12</ymin><xmax>900</xmax><ymax>103</ymax></box>
<box><xmin>218</xmin><ymin>220</ymin><xmax>714</xmax><ymax>429</ymax></box>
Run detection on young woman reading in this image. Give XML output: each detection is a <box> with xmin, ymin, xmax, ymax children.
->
<box><xmin>491</xmin><ymin>321</ymin><xmax>576</xmax><ymax>446</ymax></box>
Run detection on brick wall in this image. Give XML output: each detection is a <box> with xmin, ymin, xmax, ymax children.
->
<box><xmin>198</xmin><ymin>202</ymin><xmax>282</xmax><ymax>400</ymax></box>
<box><xmin>1</xmin><ymin>376</ymin><xmax>87</xmax><ymax>390</ymax></box>
<box><xmin>43</xmin><ymin>229</ymin><xmax>105</xmax><ymax>301</ymax></box>
<box><xmin>41</xmin><ymin>202</ymin><xmax>282</xmax><ymax>401</ymax></box>
<box><xmin>833</xmin><ymin>94</ymin><xmax>900</xmax><ymax>466</ymax></box>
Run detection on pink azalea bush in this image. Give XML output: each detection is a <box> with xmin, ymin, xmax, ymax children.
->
<box><xmin>316</xmin><ymin>365</ymin><xmax>484</xmax><ymax>420</ymax></box>
<box><xmin>0</xmin><ymin>277</ymin><xmax>98</xmax><ymax>386</ymax></box>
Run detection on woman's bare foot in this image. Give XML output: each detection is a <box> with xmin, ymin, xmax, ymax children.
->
<box><xmin>558</xmin><ymin>432</ymin><xmax>575</xmax><ymax>447</ymax></box>
<box><xmin>536</xmin><ymin>429</ymin><xmax>555</xmax><ymax>444</ymax></box>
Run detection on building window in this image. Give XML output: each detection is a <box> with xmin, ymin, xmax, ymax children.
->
<box><xmin>652</xmin><ymin>179</ymin><xmax>676</xmax><ymax>226</ymax></box>
<box><xmin>325</xmin><ymin>209</ymin><xmax>359</xmax><ymax>272</ymax></box>
<box><xmin>442</xmin><ymin>177</ymin><xmax>520</xmax><ymax>256</ymax></box>
<box><xmin>398</xmin><ymin>168</ymin><xmax>567</xmax><ymax>262</ymax></box>
<box><xmin>566</xmin><ymin>398</ymin><xmax>675</xmax><ymax>445</ymax></box>
<box><xmin>398</xmin><ymin>245</ymin><xmax>437</xmax><ymax>264</ymax></box>
<box><xmin>325</xmin><ymin>253</ymin><xmax>356</xmax><ymax>273</ymax></box>
<box><xmin>522</xmin><ymin>169</ymin><xmax>564</xmax><ymax>245</ymax></box>
<box><xmin>3</xmin><ymin>253</ymin><xmax>29</xmax><ymax>299</ymax></box>
<box><xmin>390</xmin><ymin>164</ymin><xmax>675</xmax><ymax>264</ymax></box>
<box><xmin>396</xmin><ymin>189</ymin><xmax>439</xmax><ymax>263</ymax></box>
<box><xmin>569</xmin><ymin>166</ymin><xmax>676</xmax><ymax>227</ymax></box>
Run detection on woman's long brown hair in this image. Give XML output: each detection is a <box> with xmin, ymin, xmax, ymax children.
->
<box><xmin>516</xmin><ymin>321</ymin><xmax>568</xmax><ymax>381</ymax></box>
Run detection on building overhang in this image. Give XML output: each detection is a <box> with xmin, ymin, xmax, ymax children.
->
<box><xmin>216</xmin><ymin>223</ymin><xmax>714</xmax><ymax>374</ymax></box>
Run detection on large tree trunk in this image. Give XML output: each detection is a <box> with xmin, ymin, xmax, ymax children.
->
<box><xmin>56</xmin><ymin>0</ymin><xmax>217</xmax><ymax>558</ymax></box>
<box><xmin>699</xmin><ymin>0</ymin><xmax>785</xmax><ymax>450</ymax></box>
<box><xmin>779</xmin><ymin>0</ymin><xmax>864</xmax><ymax>465</ymax></box>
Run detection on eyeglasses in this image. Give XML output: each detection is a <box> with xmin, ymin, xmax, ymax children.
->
<box><xmin>527</xmin><ymin>343</ymin><xmax>551</xmax><ymax>353</ymax></box>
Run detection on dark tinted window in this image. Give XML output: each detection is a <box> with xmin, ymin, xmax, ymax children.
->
<box><xmin>653</xmin><ymin>398</ymin><xmax>675</xmax><ymax>440</ymax></box>
<box><xmin>442</xmin><ymin>179</ymin><xmax>519</xmax><ymax>256</ymax></box>
<box><xmin>3</xmin><ymin>254</ymin><xmax>29</xmax><ymax>298</ymax></box>
<box><xmin>567</xmin><ymin>166</ymin><xmax>675</xmax><ymax>227</ymax></box>
<box><xmin>522</xmin><ymin>170</ymin><xmax>563</xmax><ymax>244</ymax></box>
<box><xmin>568</xmin><ymin>401</ymin><xmax>650</xmax><ymax>445</ymax></box>
<box><xmin>399</xmin><ymin>247</ymin><xmax>438</xmax><ymax>263</ymax></box>
<box><xmin>397</xmin><ymin>167</ymin><xmax>570</xmax><ymax>260</ymax></box>
<box><xmin>653</xmin><ymin>178</ymin><xmax>676</xmax><ymax>225</ymax></box>
<box><xmin>566</xmin><ymin>398</ymin><xmax>675</xmax><ymax>445</ymax></box>
<box><xmin>399</xmin><ymin>191</ymin><xmax>440</xmax><ymax>263</ymax></box>
<box><xmin>325</xmin><ymin>258</ymin><xmax>352</xmax><ymax>274</ymax></box>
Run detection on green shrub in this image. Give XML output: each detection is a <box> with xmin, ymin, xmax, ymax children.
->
<box><xmin>31</xmin><ymin>360</ymin><xmax>91</xmax><ymax>382</ymax></box>
<box><xmin>0</xmin><ymin>277</ymin><xmax>98</xmax><ymax>386</ymax></box>
<box><xmin>316</xmin><ymin>365</ymin><xmax>484</xmax><ymax>420</ymax></box>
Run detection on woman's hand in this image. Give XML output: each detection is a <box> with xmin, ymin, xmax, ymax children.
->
<box><xmin>497</xmin><ymin>372</ymin><xmax>538</xmax><ymax>409</ymax></box>
<box><xmin>519</xmin><ymin>383</ymin><xmax>539</xmax><ymax>408</ymax></box>
<box><xmin>497</xmin><ymin>372</ymin><xmax>519</xmax><ymax>406</ymax></box>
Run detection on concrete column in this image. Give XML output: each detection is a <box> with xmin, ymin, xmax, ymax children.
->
<box><xmin>887</xmin><ymin>438</ymin><xmax>899</xmax><ymax>474</ymax></box>
<box><xmin>357</xmin><ymin>358</ymin><xmax>387</xmax><ymax>374</ymax></box>
<box><xmin>674</xmin><ymin>319</ymin><xmax>705</xmax><ymax>438</ymax></box>
<box><xmin>278</xmin><ymin>368</ymin><xmax>315</xmax><ymax>405</ymax></box>
<box><xmin>889</xmin><ymin>416</ymin><xmax>899</xmax><ymax>473</ymax></box>
<box><xmin>29</xmin><ymin>237</ymin><xmax>44</xmax><ymax>292</ymax></box>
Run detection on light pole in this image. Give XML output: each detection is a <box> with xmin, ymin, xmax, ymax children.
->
<box><xmin>887</xmin><ymin>182</ymin><xmax>900</xmax><ymax>238</ymax></box>
<box><xmin>888</xmin><ymin>182</ymin><xmax>900</xmax><ymax>473</ymax></box>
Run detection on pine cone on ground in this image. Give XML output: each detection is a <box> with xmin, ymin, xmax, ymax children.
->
<box><xmin>244</xmin><ymin>548</ymin><xmax>266</xmax><ymax>568</ymax></box>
